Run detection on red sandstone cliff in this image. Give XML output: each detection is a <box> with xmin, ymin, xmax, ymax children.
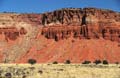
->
<box><xmin>0</xmin><ymin>7</ymin><xmax>120</xmax><ymax>63</ymax></box>
<box><xmin>41</xmin><ymin>8</ymin><xmax>120</xmax><ymax>42</ymax></box>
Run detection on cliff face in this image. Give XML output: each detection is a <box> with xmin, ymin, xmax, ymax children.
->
<box><xmin>0</xmin><ymin>27</ymin><xmax>27</xmax><ymax>41</ymax></box>
<box><xmin>41</xmin><ymin>8</ymin><xmax>120</xmax><ymax>26</ymax></box>
<box><xmin>41</xmin><ymin>8</ymin><xmax>120</xmax><ymax>42</ymax></box>
<box><xmin>0</xmin><ymin>8</ymin><xmax>120</xmax><ymax>63</ymax></box>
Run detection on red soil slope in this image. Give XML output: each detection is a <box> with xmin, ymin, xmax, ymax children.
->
<box><xmin>16</xmin><ymin>35</ymin><xmax>120</xmax><ymax>63</ymax></box>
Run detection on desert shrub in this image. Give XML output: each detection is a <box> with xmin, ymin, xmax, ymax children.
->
<box><xmin>82</xmin><ymin>60</ymin><xmax>91</xmax><ymax>64</ymax></box>
<box><xmin>38</xmin><ymin>70</ymin><xmax>43</xmax><ymax>74</ymax></box>
<box><xmin>28</xmin><ymin>59</ymin><xmax>37</xmax><ymax>65</ymax></box>
<box><xmin>5</xmin><ymin>72</ymin><xmax>12</xmax><ymax>78</ymax></box>
<box><xmin>65</xmin><ymin>60</ymin><xmax>71</xmax><ymax>64</ymax></box>
<box><xmin>94</xmin><ymin>60</ymin><xmax>101</xmax><ymax>65</ymax></box>
<box><xmin>115</xmin><ymin>62</ymin><xmax>119</xmax><ymax>64</ymax></box>
<box><xmin>53</xmin><ymin>61</ymin><xmax>58</xmax><ymax>64</ymax></box>
<box><xmin>103</xmin><ymin>60</ymin><xmax>108</xmax><ymax>64</ymax></box>
<box><xmin>22</xmin><ymin>75</ymin><xmax>26</xmax><ymax>78</ymax></box>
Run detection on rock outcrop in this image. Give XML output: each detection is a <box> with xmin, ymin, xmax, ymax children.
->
<box><xmin>41</xmin><ymin>25</ymin><xmax>89</xmax><ymax>41</ymax></box>
<box><xmin>0</xmin><ymin>7</ymin><xmax>120</xmax><ymax>63</ymax></box>
<box><xmin>0</xmin><ymin>27</ymin><xmax>27</xmax><ymax>41</ymax></box>
<box><xmin>41</xmin><ymin>8</ymin><xmax>120</xmax><ymax>25</ymax></box>
<box><xmin>41</xmin><ymin>8</ymin><xmax>120</xmax><ymax>42</ymax></box>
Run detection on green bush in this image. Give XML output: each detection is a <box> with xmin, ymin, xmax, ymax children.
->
<box><xmin>53</xmin><ymin>61</ymin><xmax>58</xmax><ymax>64</ymax></box>
<box><xmin>82</xmin><ymin>60</ymin><xmax>91</xmax><ymax>64</ymax></box>
<box><xmin>65</xmin><ymin>60</ymin><xmax>71</xmax><ymax>64</ymax></box>
<box><xmin>28</xmin><ymin>59</ymin><xmax>37</xmax><ymax>65</ymax></box>
<box><xmin>103</xmin><ymin>60</ymin><xmax>108</xmax><ymax>64</ymax></box>
<box><xmin>94</xmin><ymin>60</ymin><xmax>101</xmax><ymax>65</ymax></box>
<box><xmin>115</xmin><ymin>62</ymin><xmax>119</xmax><ymax>64</ymax></box>
<box><xmin>5</xmin><ymin>72</ymin><xmax>12</xmax><ymax>78</ymax></box>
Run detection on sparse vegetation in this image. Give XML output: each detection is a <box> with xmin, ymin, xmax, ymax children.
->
<box><xmin>103</xmin><ymin>60</ymin><xmax>108</xmax><ymax>64</ymax></box>
<box><xmin>28</xmin><ymin>59</ymin><xmax>37</xmax><ymax>65</ymax></box>
<box><xmin>53</xmin><ymin>61</ymin><xmax>58</xmax><ymax>64</ymax></box>
<box><xmin>115</xmin><ymin>62</ymin><xmax>119</xmax><ymax>65</ymax></box>
<box><xmin>65</xmin><ymin>60</ymin><xmax>71</xmax><ymax>64</ymax></box>
<box><xmin>82</xmin><ymin>60</ymin><xmax>91</xmax><ymax>64</ymax></box>
<box><xmin>38</xmin><ymin>70</ymin><xmax>43</xmax><ymax>74</ymax></box>
<box><xmin>5</xmin><ymin>72</ymin><xmax>12</xmax><ymax>78</ymax></box>
<box><xmin>0</xmin><ymin>64</ymin><xmax>119</xmax><ymax>78</ymax></box>
<box><xmin>94</xmin><ymin>60</ymin><xmax>101</xmax><ymax>65</ymax></box>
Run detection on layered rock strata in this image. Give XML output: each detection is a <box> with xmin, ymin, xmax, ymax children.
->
<box><xmin>0</xmin><ymin>7</ymin><xmax>120</xmax><ymax>63</ymax></box>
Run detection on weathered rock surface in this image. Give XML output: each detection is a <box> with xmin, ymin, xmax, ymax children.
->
<box><xmin>41</xmin><ymin>8</ymin><xmax>120</xmax><ymax>42</ymax></box>
<box><xmin>0</xmin><ymin>7</ymin><xmax>120</xmax><ymax>63</ymax></box>
<box><xmin>0</xmin><ymin>27</ymin><xmax>27</xmax><ymax>41</ymax></box>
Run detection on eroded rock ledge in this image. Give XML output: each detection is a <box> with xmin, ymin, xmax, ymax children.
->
<box><xmin>0</xmin><ymin>8</ymin><xmax>120</xmax><ymax>42</ymax></box>
<box><xmin>41</xmin><ymin>8</ymin><xmax>120</xmax><ymax>42</ymax></box>
<box><xmin>41</xmin><ymin>25</ymin><xmax>120</xmax><ymax>42</ymax></box>
<box><xmin>0</xmin><ymin>27</ymin><xmax>27</xmax><ymax>41</ymax></box>
<box><xmin>41</xmin><ymin>8</ymin><xmax>120</xmax><ymax>26</ymax></box>
<box><xmin>0</xmin><ymin>7</ymin><xmax>120</xmax><ymax>63</ymax></box>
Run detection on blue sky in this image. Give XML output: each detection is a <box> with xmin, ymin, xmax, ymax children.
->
<box><xmin>0</xmin><ymin>0</ymin><xmax>120</xmax><ymax>13</ymax></box>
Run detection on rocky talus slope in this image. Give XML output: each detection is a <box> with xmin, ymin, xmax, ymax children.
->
<box><xmin>0</xmin><ymin>8</ymin><xmax>120</xmax><ymax>63</ymax></box>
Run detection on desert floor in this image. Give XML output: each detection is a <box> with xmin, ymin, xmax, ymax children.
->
<box><xmin>0</xmin><ymin>64</ymin><xmax>120</xmax><ymax>78</ymax></box>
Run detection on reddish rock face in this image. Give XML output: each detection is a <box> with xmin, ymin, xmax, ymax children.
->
<box><xmin>17</xmin><ymin>14</ymin><xmax>42</xmax><ymax>25</ymax></box>
<box><xmin>0</xmin><ymin>27</ymin><xmax>27</xmax><ymax>41</ymax></box>
<box><xmin>41</xmin><ymin>25</ymin><xmax>89</xmax><ymax>41</ymax></box>
<box><xmin>20</xmin><ymin>27</ymin><xmax>27</xmax><ymax>35</ymax></box>
<box><xmin>0</xmin><ymin>7</ymin><xmax>120</xmax><ymax>63</ymax></box>
<box><xmin>41</xmin><ymin>8</ymin><xmax>120</xmax><ymax>42</ymax></box>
